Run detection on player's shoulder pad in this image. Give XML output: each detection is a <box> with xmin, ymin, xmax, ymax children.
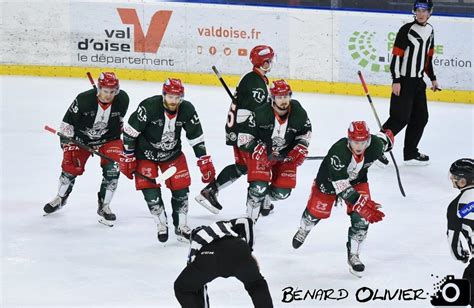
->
<box><xmin>75</xmin><ymin>88</ymin><xmax>96</xmax><ymax>103</ymax></box>
<box><xmin>369</xmin><ymin>133</ymin><xmax>384</xmax><ymax>149</ymax></box>
<box><xmin>290</xmin><ymin>99</ymin><xmax>308</xmax><ymax>115</ymax></box>
<box><xmin>328</xmin><ymin>138</ymin><xmax>352</xmax><ymax>162</ymax></box>
<box><xmin>115</xmin><ymin>89</ymin><xmax>130</xmax><ymax>103</ymax></box>
<box><xmin>459</xmin><ymin>187</ymin><xmax>474</xmax><ymax>205</ymax></box>
<box><xmin>179</xmin><ymin>99</ymin><xmax>195</xmax><ymax>111</ymax></box>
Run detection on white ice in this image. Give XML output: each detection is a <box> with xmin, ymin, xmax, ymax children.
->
<box><xmin>1</xmin><ymin>75</ymin><xmax>473</xmax><ymax>307</ymax></box>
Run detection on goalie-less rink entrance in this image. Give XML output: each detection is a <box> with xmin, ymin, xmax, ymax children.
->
<box><xmin>2</xmin><ymin>76</ymin><xmax>473</xmax><ymax>307</ymax></box>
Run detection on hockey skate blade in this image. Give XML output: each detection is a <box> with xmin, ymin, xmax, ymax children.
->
<box><xmin>349</xmin><ymin>267</ymin><xmax>363</xmax><ymax>278</ymax></box>
<box><xmin>176</xmin><ymin>235</ymin><xmax>189</xmax><ymax>243</ymax></box>
<box><xmin>194</xmin><ymin>194</ymin><xmax>219</xmax><ymax>214</ymax></box>
<box><xmin>98</xmin><ymin>217</ymin><xmax>114</xmax><ymax>227</ymax></box>
<box><xmin>403</xmin><ymin>160</ymin><xmax>429</xmax><ymax>166</ymax></box>
<box><xmin>156</xmin><ymin>166</ymin><xmax>177</xmax><ymax>184</ymax></box>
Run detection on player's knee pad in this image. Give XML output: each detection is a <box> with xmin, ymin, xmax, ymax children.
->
<box><xmin>248</xmin><ymin>182</ymin><xmax>268</xmax><ymax>199</ymax></box>
<box><xmin>171</xmin><ymin>188</ymin><xmax>189</xmax><ymax>209</ymax></box>
<box><xmin>142</xmin><ymin>188</ymin><xmax>164</xmax><ymax>213</ymax></box>
<box><xmin>269</xmin><ymin>187</ymin><xmax>291</xmax><ymax>200</ymax></box>
<box><xmin>102</xmin><ymin>162</ymin><xmax>120</xmax><ymax>180</ymax></box>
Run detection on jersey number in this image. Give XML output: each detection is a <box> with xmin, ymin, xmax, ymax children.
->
<box><xmin>227</xmin><ymin>102</ymin><xmax>237</xmax><ymax>128</ymax></box>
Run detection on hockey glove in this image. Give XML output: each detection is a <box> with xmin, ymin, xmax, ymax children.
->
<box><xmin>377</xmin><ymin>129</ymin><xmax>395</xmax><ymax>152</ymax></box>
<box><xmin>119</xmin><ymin>152</ymin><xmax>137</xmax><ymax>179</ymax></box>
<box><xmin>353</xmin><ymin>195</ymin><xmax>385</xmax><ymax>223</ymax></box>
<box><xmin>62</xmin><ymin>144</ymin><xmax>83</xmax><ymax>175</ymax></box>
<box><xmin>251</xmin><ymin>143</ymin><xmax>271</xmax><ymax>166</ymax></box>
<box><xmin>287</xmin><ymin>144</ymin><xmax>309</xmax><ymax>166</ymax></box>
<box><xmin>197</xmin><ymin>155</ymin><xmax>216</xmax><ymax>183</ymax></box>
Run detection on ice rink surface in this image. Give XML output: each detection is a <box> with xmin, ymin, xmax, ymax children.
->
<box><xmin>1</xmin><ymin>75</ymin><xmax>473</xmax><ymax>307</ymax></box>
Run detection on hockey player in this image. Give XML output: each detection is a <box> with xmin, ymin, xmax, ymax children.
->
<box><xmin>446</xmin><ymin>158</ymin><xmax>473</xmax><ymax>307</ymax></box>
<box><xmin>44</xmin><ymin>72</ymin><xmax>129</xmax><ymax>227</ymax></box>
<box><xmin>239</xmin><ymin>80</ymin><xmax>311</xmax><ymax>221</ymax></box>
<box><xmin>195</xmin><ymin>45</ymin><xmax>275</xmax><ymax>215</ymax></box>
<box><xmin>378</xmin><ymin>0</ymin><xmax>439</xmax><ymax>166</ymax></box>
<box><xmin>174</xmin><ymin>218</ymin><xmax>273</xmax><ymax>307</ymax></box>
<box><xmin>292</xmin><ymin>121</ymin><xmax>392</xmax><ymax>277</ymax></box>
<box><xmin>119</xmin><ymin>78</ymin><xmax>216</xmax><ymax>242</ymax></box>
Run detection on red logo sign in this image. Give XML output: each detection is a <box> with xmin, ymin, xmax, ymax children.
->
<box><xmin>117</xmin><ymin>8</ymin><xmax>172</xmax><ymax>53</ymax></box>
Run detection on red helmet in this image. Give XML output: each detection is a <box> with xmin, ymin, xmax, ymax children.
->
<box><xmin>348</xmin><ymin>121</ymin><xmax>370</xmax><ymax>142</ymax></box>
<box><xmin>98</xmin><ymin>72</ymin><xmax>119</xmax><ymax>90</ymax></box>
<box><xmin>162</xmin><ymin>78</ymin><xmax>184</xmax><ymax>96</ymax></box>
<box><xmin>249</xmin><ymin>45</ymin><xmax>275</xmax><ymax>68</ymax></box>
<box><xmin>270</xmin><ymin>80</ymin><xmax>292</xmax><ymax>97</ymax></box>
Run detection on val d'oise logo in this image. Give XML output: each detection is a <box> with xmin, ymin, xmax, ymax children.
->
<box><xmin>348</xmin><ymin>31</ymin><xmax>390</xmax><ymax>73</ymax></box>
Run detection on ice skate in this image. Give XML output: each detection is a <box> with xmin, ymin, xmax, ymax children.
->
<box><xmin>195</xmin><ymin>182</ymin><xmax>222</xmax><ymax>214</ymax></box>
<box><xmin>97</xmin><ymin>196</ymin><xmax>116</xmax><ymax>227</ymax></box>
<box><xmin>43</xmin><ymin>194</ymin><xmax>69</xmax><ymax>215</ymax></box>
<box><xmin>292</xmin><ymin>227</ymin><xmax>311</xmax><ymax>249</ymax></box>
<box><xmin>260</xmin><ymin>195</ymin><xmax>274</xmax><ymax>217</ymax></box>
<box><xmin>347</xmin><ymin>242</ymin><xmax>365</xmax><ymax>278</ymax></box>
<box><xmin>175</xmin><ymin>225</ymin><xmax>191</xmax><ymax>242</ymax></box>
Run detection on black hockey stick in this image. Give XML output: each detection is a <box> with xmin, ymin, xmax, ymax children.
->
<box><xmin>270</xmin><ymin>155</ymin><xmax>325</xmax><ymax>162</ymax></box>
<box><xmin>211</xmin><ymin>65</ymin><xmax>236</xmax><ymax>101</ymax></box>
<box><xmin>86</xmin><ymin>72</ymin><xmax>97</xmax><ymax>90</ymax></box>
<box><xmin>43</xmin><ymin>125</ymin><xmax>174</xmax><ymax>183</ymax></box>
<box><xmin>357</xmin><ymin>71</ymin><xmax>406</xmax><ymax>197</ymax></box>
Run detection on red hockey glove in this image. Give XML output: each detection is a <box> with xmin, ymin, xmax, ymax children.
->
<box><xmin>377</xmin><ymin>129</ymin><xmax>395</xmax><ymax>152</ymax></box>
<box><xmin>197</xmin><ymin>155</ymin><xmax>216</xmax><ymax>183</ymax></box>
<box><xmin>353</xmin><ymin>195</ymin><xmax>385</xmax><ymax>223</ymax></box>
<box><xmin>119</xmin><ymin>152</ymin><xmax>137</xmax><ymax>179</ymax></box>
<box><xmin>252</xmin><ymin>143</ymin><xmax>270</xmax><ymax>167</ymax></box>
<box><xmin>287</xmin><ymin>144</ymin><xmax>309</xmax><ymax>166</ymax></box>
<box><xmin>62</xmin><ymin>144</ymin><xmax>82</xmax><ymax>174</ymax></box>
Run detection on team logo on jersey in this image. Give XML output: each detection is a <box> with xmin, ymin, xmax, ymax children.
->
<box><xmin>330</xmin><ymin>155</ymin><xmax>345</xmax><ymax>171</ymax></box>
<box><xmin>69</xmin><ymin>100</ymin><xmax>79</xmax><ymax>113</ymax></box>
<box><xmin>137</xmin><ymin>106</ymin><xmax>147</xmax><ymax>122</ymax></box>
<box><xmin>227</xmin><ymin>132</ymin><xmax>237</xmax><ymax>142</ymax></box>
<box><xmin>304</xmin><ymin>118</ymin><xmax>311</xmax><ymax>127</ymax></box>
<box><xmin>252</xmin><ymin>88</ymin><xmax>267</xmax><ymax>104</ymax></box>
<box><xmin>150</xmin><ymin>131</ymin><xmax>178</xmax><ymax>151</ymax></box>
<box><xmin>272</xmin><ymin>137</ymin><xmax>286</xmax><ymax>153</ymax></box>
<box><xmin>80</xmin><ymin>121</ymin><xmax>109</xmax><ymax>140</ymax></box>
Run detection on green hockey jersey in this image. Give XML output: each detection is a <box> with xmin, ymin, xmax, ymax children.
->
<box><xmin>123</xmin><ymin>95</ymin><xmax>207</xmax><ymax>162</ymax></box>
<box><xmin>238</xmin><ymin>99</ymin><xmax>312</xmax><ymax>158</ymax></box>
<box><xmin>60</xmin><ymin>89</ymin><xmax>129</xmax><ymax>147</ymax></box>
<box><xmin>316</xmin><ymin>136</ymin><xmax>386</xmax><ymax>204</ymax></box>
<box><xmin>225</xmin><ymin>70</ymin><xmax>269</xmax><ymax>146</ymax></box>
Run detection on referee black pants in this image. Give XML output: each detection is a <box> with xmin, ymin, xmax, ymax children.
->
<box><xmin>463</xmin><ymin>258</ymin><xmax>474</xmax><ymax>307</ymax></box>
<box><xmin>382</xmin><ymin>77</ymin><xmax>428</xmax><ymax>160</ymax></box>
<box><xmin>174</xmin><ymin>237</ymin><xmax>273</xmax><ymax>308</ymax></box>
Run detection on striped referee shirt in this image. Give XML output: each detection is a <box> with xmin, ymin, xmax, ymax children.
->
<box><xmin>188</xmin><ymin>218</ymin><xmax>254</xmax><ymax>263</ymax></box>
<box><xmin>391</xmin><ymin>21</ymin><xmax>436</xmax><ymax>83</ymax></box>
<box><xmin>447</xmin><ymin>186</ymin><xmax>474</xmax><ymax>261</ymax></box>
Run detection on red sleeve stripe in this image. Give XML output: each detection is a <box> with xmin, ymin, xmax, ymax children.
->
<box><xmin>392</xmin><ymin>46</ymin><xmax>405</xmax><ymax>56</ymax></box>
<box><xmin>428</xmin><ymin>48</ymin><xmax>435</xmax><ymax>57</ymax></box>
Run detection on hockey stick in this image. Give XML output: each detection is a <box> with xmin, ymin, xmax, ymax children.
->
<box><xmin>44</xmin><ymin>125</ymin><xmax>176</xmax><ymax>183</ymax></box>
<box><xmin>357</xmin><ymin>71</ymin><xmax>406</xmax><ymax>197</ymax></box>
<box><xmin>211</xmin><ymin>65</ymin><xmax>236</xmax><ymax>101</ymax></box>
<box><xmin>86</xmin><ymin>72</ymin><xmax>97</xmax><ymax>89</ymax></box>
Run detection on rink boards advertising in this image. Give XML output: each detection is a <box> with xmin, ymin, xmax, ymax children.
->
<box><xmin>0</xmin><ymin>1</ymin><xmax>472</xmax><ymax>103</ymax></box>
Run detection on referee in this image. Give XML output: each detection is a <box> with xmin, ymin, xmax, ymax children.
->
<box><xmin>446</xmin><ymin>158</ymin><xmax>474</xmax><ymax>307</ymax></box>
<box><xmin>174</xmin><ymin>218</ymin><xmax>273</xmax><ymax>307</ymax></box>
<box><xmin>380</xmin><ymin>0</ymin><xmax>440</xmax><ymax>166</ymax></box>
